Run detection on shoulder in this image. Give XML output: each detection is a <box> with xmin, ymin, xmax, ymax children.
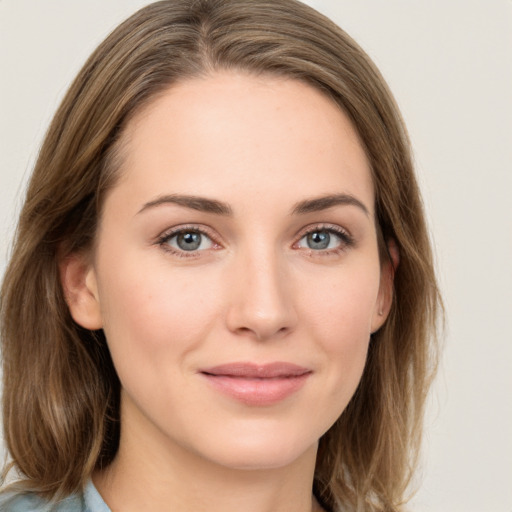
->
<box><xmin>0</xmin><ymin>491</ymin><xmax>85</xmax><ymax>512</ymax></box>
<box><xmin>0</xmin><ymin>480</ymin><xmax>109</xmax><ymax>512</ymax></box>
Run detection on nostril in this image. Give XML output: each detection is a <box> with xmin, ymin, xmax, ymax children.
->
<box><xmin>233</xmin><ymin>323</ymin><xmax>291</xmax><ymax>342</ymax></box>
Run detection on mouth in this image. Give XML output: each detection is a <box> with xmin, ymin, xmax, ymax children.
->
<box><xmin>199</xmin><ymin>362</ymin><xmax>312</xmax><ymax>406</ymax></box>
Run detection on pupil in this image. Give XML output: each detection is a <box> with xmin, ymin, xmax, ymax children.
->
<box><xmin>177</xmin><ymin>232</ymin><xmax>201</xmax><ymax>251</ymax></box>
<box><xmin>308</xmin><ymin>231</ymin><xmax>330</xmax><ymax>250</ymax></box>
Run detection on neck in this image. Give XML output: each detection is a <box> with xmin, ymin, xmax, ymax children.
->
<box><xmin>95</xmin><ymin>445</ymin><xmax>321</xmax><ymax>512</ymax></box>
<box><xmin>93</xmin><ymin>399</ymin><xmax>322</xmax><ymax>512</ymax></box>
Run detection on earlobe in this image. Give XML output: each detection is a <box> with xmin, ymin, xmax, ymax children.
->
<box><xmin>371</xmin><ymin>239</ymin><xmax>400</xmax><ymax>334</ymax></box>
<box><xmin>59</xmin><ymin>251</ymin><xmax>103</xmax><ymax>330</ymax></box>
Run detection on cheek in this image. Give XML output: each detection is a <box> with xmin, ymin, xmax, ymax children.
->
<box><xmin>297</xmin><ymin>265</ymin><xmax>380</xmax><ymax>398</ymax></box>
<box><xmin>95</xmin><ymin>252</ymin><xmax>223</xmax><ymax>366</ymax></box>
<box><xmin>300</xmin><ymin>264</ymin><xmax>380</xmax><ymax>344</ymax></box>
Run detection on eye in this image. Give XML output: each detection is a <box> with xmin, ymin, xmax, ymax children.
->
<box><xmin>296</xmin><ymin>227</ymin><xmax>353</xmax><ymax>252</ymax></box>
<box><xmin>160</xmin><ymin>229</ymin><xmax>214</xmax><ymax>253</ymax></box>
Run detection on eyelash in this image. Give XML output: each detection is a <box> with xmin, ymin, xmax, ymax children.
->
<box><xmin>156</xmin><ymin>225</ymin><xmax>220</xmax><ymax>259</ymax></box>
<box><xmin>155</xmin><ymin>223</ymin><xmax>354</xmax><ymax>258</ymax></box>
<box><xmin>295</xmin><ymin>224</ymin><xmax>355</xmax><ymax>257</ymax></box>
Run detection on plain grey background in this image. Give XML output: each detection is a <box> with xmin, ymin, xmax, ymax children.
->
<box><xmin>1</xmin><ymin>1</ymin><xmax>511</xmax><ymax>510</ymax></box>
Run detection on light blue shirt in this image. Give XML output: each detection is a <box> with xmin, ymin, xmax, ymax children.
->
<box><xmin>0</xmin><ymin>480</ymin><xmax>110</xmax><ymax>512</ymax></box>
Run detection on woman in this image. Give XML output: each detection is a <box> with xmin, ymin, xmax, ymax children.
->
<box><xmin>0</xmin><ymin>1</ymin><xmax>441</xmax><ymax>511</ymax></box>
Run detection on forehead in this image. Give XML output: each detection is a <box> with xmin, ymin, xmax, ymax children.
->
<box><xmin>112</xmin><ymin>72</ymin><xmax>374</xmax><ymax>214</ymax></box>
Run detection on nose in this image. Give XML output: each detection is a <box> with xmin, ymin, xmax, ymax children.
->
<box><xmin>225</xmin><ymin>248</ymin><xmax>298</xmax><ymax>341</ymax></box>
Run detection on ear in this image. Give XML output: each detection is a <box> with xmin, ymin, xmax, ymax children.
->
<box><xmin>59</xmin><ymin>251</ymin><xmax>103</xmax><ymax>330</ymax></box>
<box><xmin>371</xmin><ymin>239</ymin><xmax>399</xmax><ymax>334</ymax></box>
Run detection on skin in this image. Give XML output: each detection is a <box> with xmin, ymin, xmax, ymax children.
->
<box><xmin>62</xmin><ymin>72</ymin><xmax>395</xmax><ymax>512</ymax></box>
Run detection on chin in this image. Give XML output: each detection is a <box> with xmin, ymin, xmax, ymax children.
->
<box><xmin>210</xmin><ymin>446</ymin><xmax>315</xmax><ymax>472</ymax></box>
<box><xmin>188</xmin><ymin>422</ymin><xmax>321</xmax><ymax>471</ymax></box>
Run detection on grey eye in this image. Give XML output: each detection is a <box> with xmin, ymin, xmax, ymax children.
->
<box><xmin>165</xmin><ymin>230</ymin><xmax>213</xmax><ymax>252</ymax></box>
<box><xmin>176</xmin><ymin>232</ymin><xmax>202</xmax><ymax>251</ymax></box>
<box><xmin>297</xmin><ymin>229</ymin><xmax>344</xmax><ymax>251</ymax></box>
<box><xmin>306</xmin><ymin>231</ymin><xmax>331</xmax><ymax>250</ymax></box>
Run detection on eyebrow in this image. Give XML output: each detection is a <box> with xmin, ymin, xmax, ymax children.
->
<box><xmin>138</xmin><ymin>194</ymin><xmax>233</xmax><ymax>216</ymax></box>
<box><xmin>137</xmin><ymin>192</ymin><xmax>369</xmax><ymax>217</ymax></box>
<box><xmin>291</xmin><ymin>193</ymin><xmax>370</xmax><ymax>217</ymax></box>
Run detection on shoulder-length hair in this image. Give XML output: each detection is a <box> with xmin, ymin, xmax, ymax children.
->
<box><xmin>1</xmin><ymin>1</ymin><xmax>441</xmax><ymax>510</ymax></box>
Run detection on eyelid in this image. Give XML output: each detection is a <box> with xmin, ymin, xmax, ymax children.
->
<box><xmin>294</xmin><ymin>223</ymin><xmax>353</xmax><ymax>242</ymax></box>
<box><xmin>293</xmin><ymin>223</ymin><xmax>355</xmax><ymax>252</ymax></box>
<box><xmin>154</xmin><ymin>222</ymin><xmax>354</xmax><ymax>258</ymax></box>
<box><xmin>155</xmin><ymin>224</ymin><xmax>223</xmax><ymax>256</ymax></box>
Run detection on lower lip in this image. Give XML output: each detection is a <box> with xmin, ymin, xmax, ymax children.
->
<box><xmin>201</xmin><ymin>373</ymin><xmax>310</xmax><ymax>406</ymax></box>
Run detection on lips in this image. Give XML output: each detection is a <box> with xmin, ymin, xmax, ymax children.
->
<box><xmin>199</xmin><ymin>362</ymin><xmax>312</xmax><ymax>406</ymax></box>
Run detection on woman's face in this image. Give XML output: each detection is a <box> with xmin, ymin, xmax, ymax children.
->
<box><xmin>68</xmin><ymin>72</ymin><xmax>393</xmax><ymax>471</ymax></box>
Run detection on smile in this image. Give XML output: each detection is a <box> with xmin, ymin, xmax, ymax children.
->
<box><xmin>199</xmin><ymin>362</ymin><xmax>312</xmax><ymax>406</ymax></box>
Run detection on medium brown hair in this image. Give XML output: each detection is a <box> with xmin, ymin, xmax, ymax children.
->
<box><xmin>1</xmin><ymin>1</ymin><xmax>441</xmax><ymax>510</ymax></box>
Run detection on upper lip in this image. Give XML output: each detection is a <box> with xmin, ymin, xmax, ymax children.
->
<box><xmin>200</xmin><ymin>362</ymin><xmax>311</xmax><ymax>378</ymax></box>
